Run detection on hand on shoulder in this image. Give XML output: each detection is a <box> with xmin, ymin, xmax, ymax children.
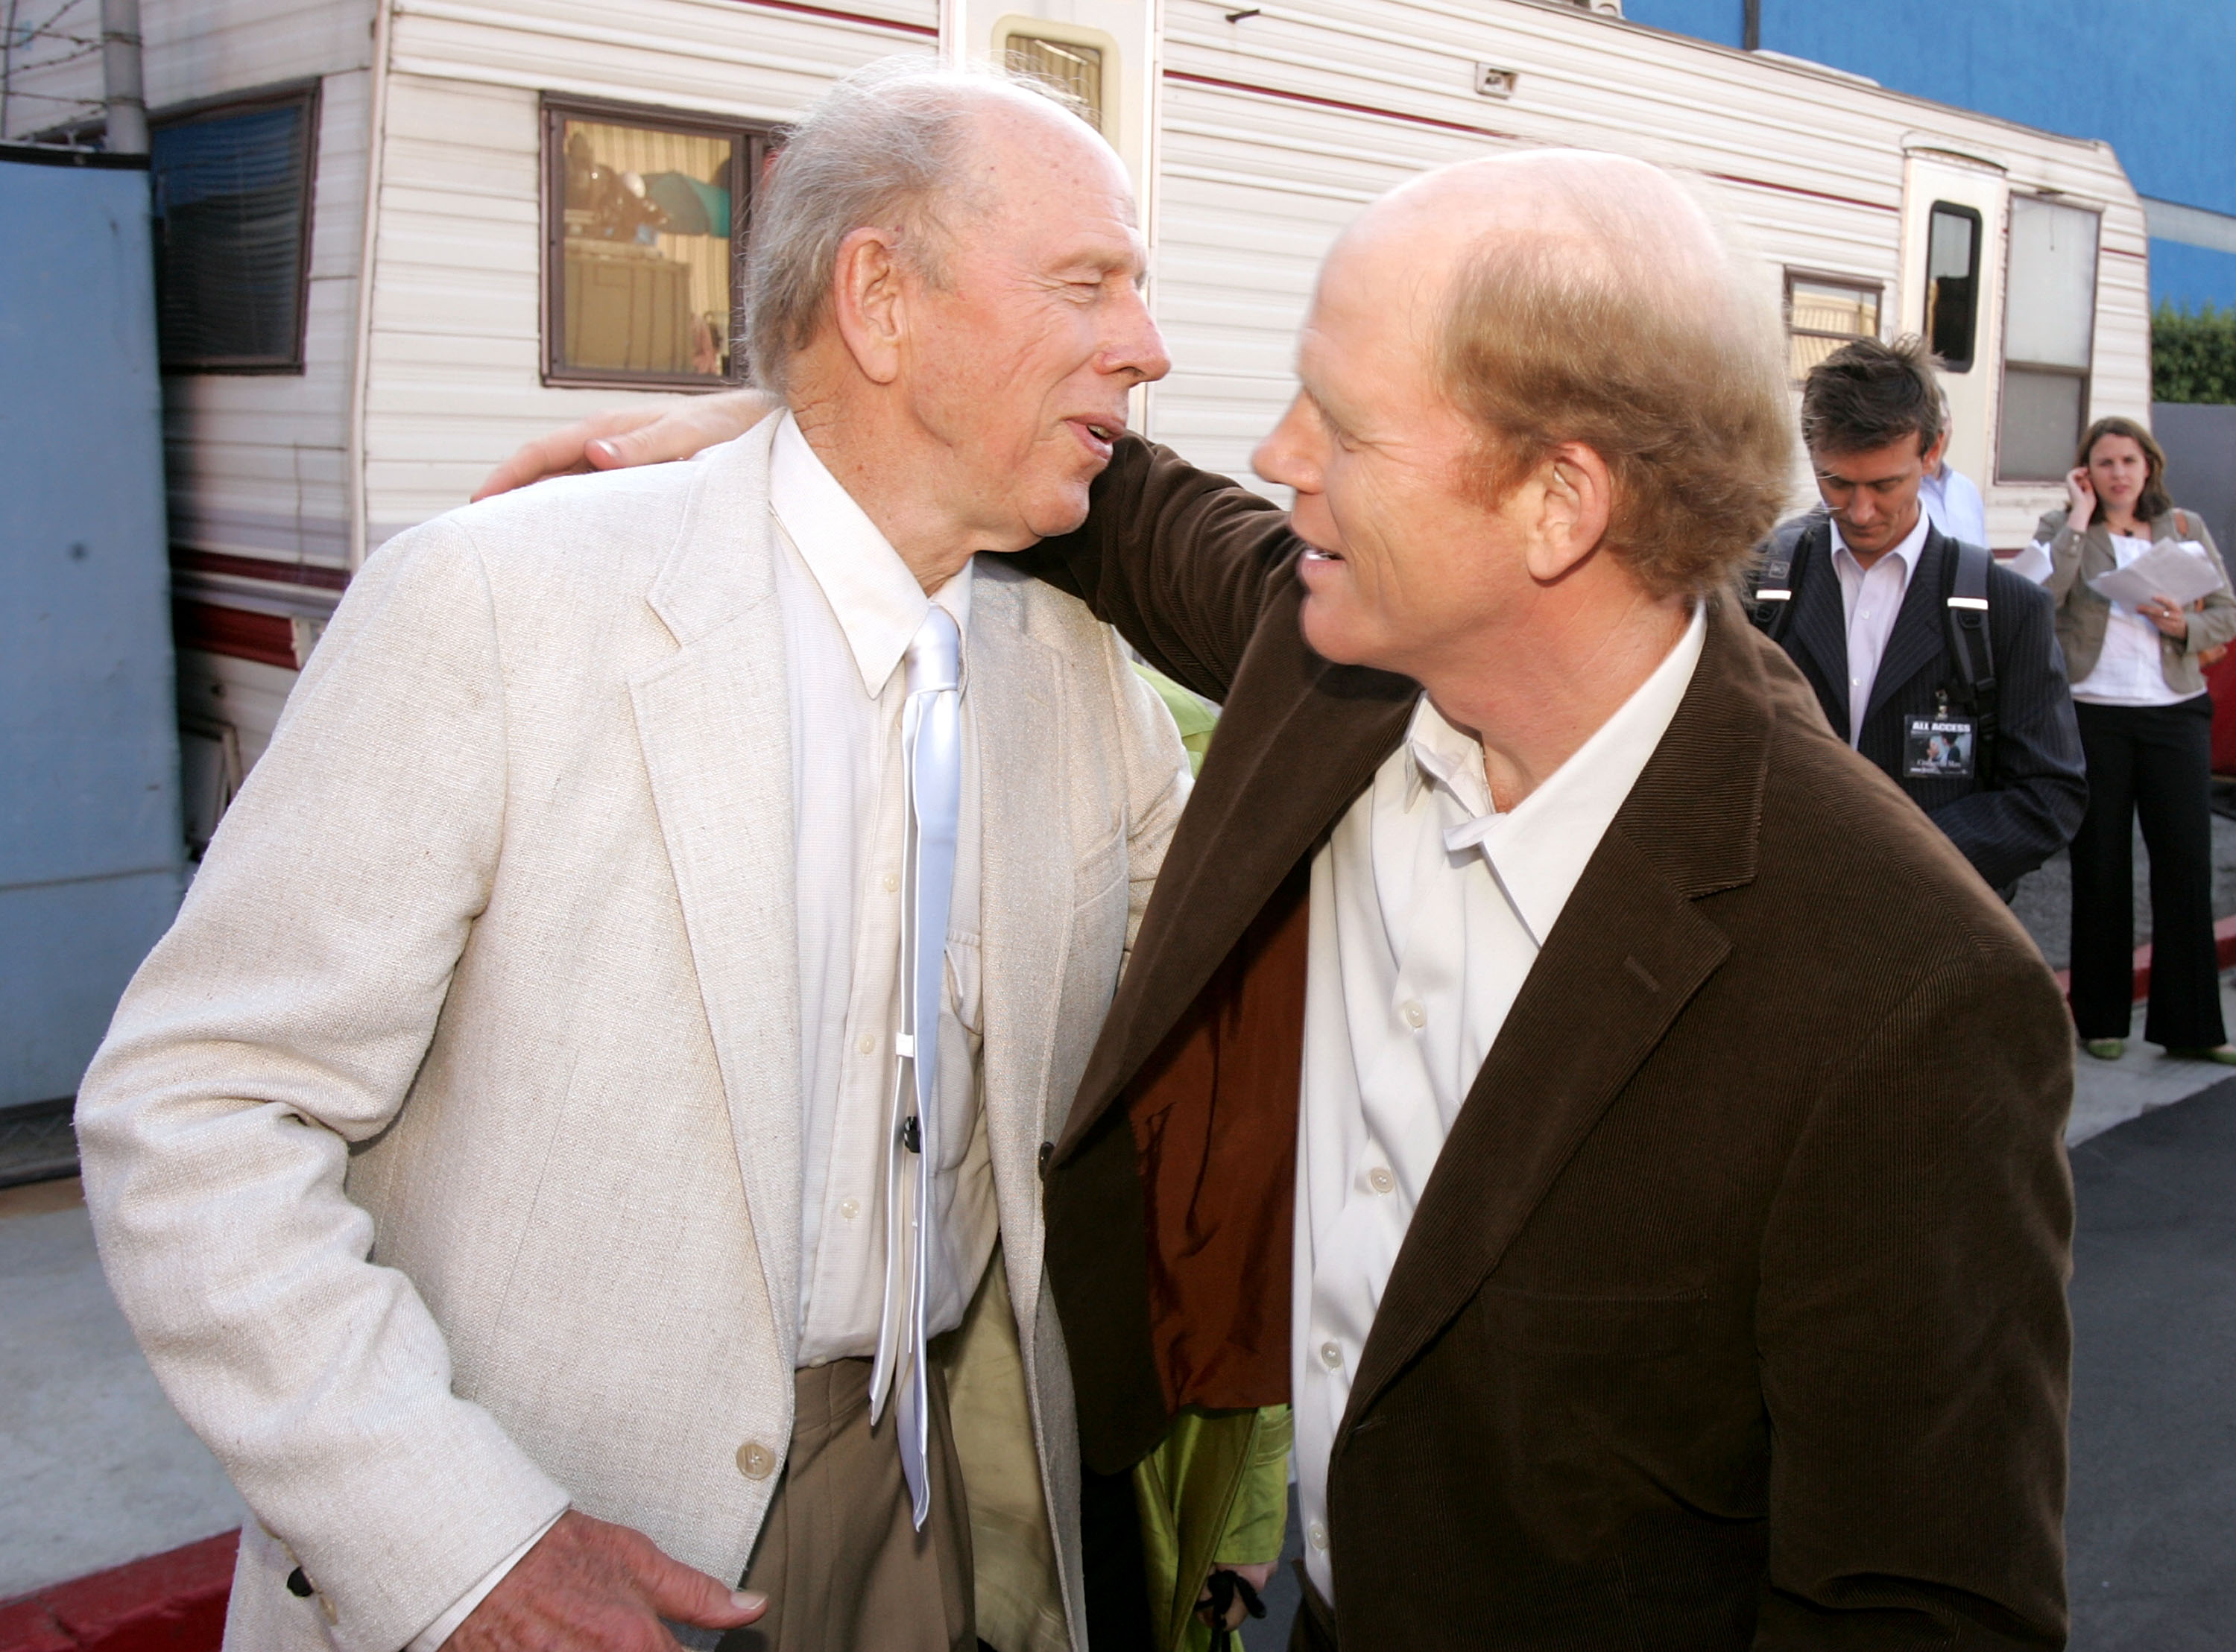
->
<box><xmin>473</xmin><ymin>391</ymin><xmax>778</xmax><ymax>501</ymax></box>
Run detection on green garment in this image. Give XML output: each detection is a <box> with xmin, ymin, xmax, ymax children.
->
<box><xmin>1134</xmin><ymin>662</ymin><xmax>1218</xmax><ymax>776</ymax></box>
<box><xmin>1133</xmin><ymin>1405</ymin><xmax>1294</xmax><ymax>1652</ymax></box>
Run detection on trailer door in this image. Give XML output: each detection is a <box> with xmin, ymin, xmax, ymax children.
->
<box><xmin>1899</xmin><ymin>147</ymin><xmax>2007</xmax><ymax>496</ymax></box>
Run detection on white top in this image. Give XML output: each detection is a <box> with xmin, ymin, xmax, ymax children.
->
<box><xmin>1828</xmin><ymin>511</ymin><xmax>1930</xmax><ymax>745</ymax></box>
<box><xmin>410</xmin><ymin>413</ymin><xmax>998</xmax><ymax>1651</ymax></box>
<box><xmin>768</xmin><ymin>411</ymin><xmax>996</xmax><ymax>1364</ymax></box>
<box><xmin>2068</xmin><ymin>531</ymin><xmax>2207</xmax><ymax>707</ymax></box>
<box><xmin>1919</xmin><ymin>463</ymin><xmax>1987</xmax><ymax>550</ymax></box>
<box><xmin>1291</xmin><ymin>604</ymin><xmax>1708</xmax><ymax>1604</ymax></box>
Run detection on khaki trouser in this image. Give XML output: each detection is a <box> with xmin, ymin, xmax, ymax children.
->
<box><xmin>720</xmin><ymin>1355</ymin><xmax>976</xmax><ymax>1652</ymax></box>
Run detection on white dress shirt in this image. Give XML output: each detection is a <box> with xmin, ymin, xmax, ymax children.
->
<box><xmin>769</xmin><ymin>411</ymin><xmax>997</xmax><ymax>1364</ymax></box>
<box><xmin>412</xmin><ymin>413</ymin><xmax>999</xmax><ymax>1650</ymax></box>
<box><xmin>1291</xmin><ymin>605</ymin><xmax>1707</xmax><ymax>1605</ymax></box>
<box><xmin>1828</xmin><ymin>510</ymin><xmax>1930</xmax><ymax>744</ymax></box>
<box><xmin>1919</xmin><ymin>463</ymin><xmax>1987</xmax><ymax>550</ymax></box>
<box><xmin>2068</xmin><ymin>531</ymin><xmax>2208</xmax><ymax>708</ymax></box>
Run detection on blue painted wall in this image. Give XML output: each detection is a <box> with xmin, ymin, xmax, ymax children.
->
<box><xmin>1623</xmin><ymin>0</ymin><xmax>2236</xmax><ymax>308</ymax></box>
<box><xmin>0</xmin><ymin>154</ymin><xmax>183</xmax><ymax>1108</ymax></box>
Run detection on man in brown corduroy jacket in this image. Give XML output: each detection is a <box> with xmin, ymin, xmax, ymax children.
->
<box><xmin>1015</xmin><ymin>151</ymin><xmax>2075</xmax><ymax>1651</ymax></box>
<box><xmin>489</xmin><ymin>147</ymin><xmax>2076</xmax><ymax>1652</ymax></box>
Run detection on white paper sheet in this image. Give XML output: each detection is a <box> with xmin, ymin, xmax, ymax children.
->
<box><xmin>2088</xmin><ymin>540</ymin><xmax>2223</xmax><ymax>610</ymax></box>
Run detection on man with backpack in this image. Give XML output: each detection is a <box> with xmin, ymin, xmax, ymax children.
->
<box><xmin>1755</xmin><ymin>337</ymin><xmax>2086</xmax><ymax>892</ymax></box>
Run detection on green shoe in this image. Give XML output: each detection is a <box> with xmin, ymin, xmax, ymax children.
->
<box><xmin>2164</xmin><ymin>1045</ymin><xmax>2236</xmax><ymax>1066</ymax></box>
<box><xmin>2082</xmin><ymin>1038</ymin><xmax>2126</xmax><ymax>1060</ymax></box>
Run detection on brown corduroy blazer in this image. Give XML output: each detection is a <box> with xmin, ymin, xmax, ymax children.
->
<box><xmin>1018</xmin><ymin>438</ymin><xmax>2076</xmax><ymax>1651</ymax></box>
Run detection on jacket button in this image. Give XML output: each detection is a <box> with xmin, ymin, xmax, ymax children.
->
<box><xmin>1038</xmin><ymin>1141</ymin><xmax>1054</xmax><ymax>1181</ymax></box>
<box><xmin>736</xmin><ymin>1440</ymin><xmax>777</xmax><ymax>1479</ymax></box>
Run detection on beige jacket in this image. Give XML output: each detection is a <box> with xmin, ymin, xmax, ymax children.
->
<box><xmin>2036</xmin><ymin>505</ymin><xmax>2236</xmax><ymax>695</ymax></box>
<box><xmin>75</xmin><ymin>420</ymin><xmax>1189</xmax><ymax>1652</ymax></box>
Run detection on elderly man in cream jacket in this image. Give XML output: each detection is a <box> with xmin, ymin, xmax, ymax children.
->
<box><xmin>76</xmin><ymin>63</ymin><xmax>1185</xmax><ymax>1652</ymax></box>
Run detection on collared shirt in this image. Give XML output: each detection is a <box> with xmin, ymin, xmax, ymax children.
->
<box><xmin>1919</xmin><ymin>463</ymin><xmax>1987</xmax><ymax>550</ymax></box>
<box><xmin>1828</xmin><ymin>510</ymin><xmax>1930</xmax><ymax>744</ymax></box>
<box><xmin>2068</xmin><ymin>531</ymin><xmax>2208</xmax><ymax>708</ymax></box>
<box><xmin>1292</xmin><ymin>605</ymin><xmax>1708</xmax><ymax>1605</ymax></box>
<box><xmin>769</xmin><ymin>411</ymin><xmax>999</xmax><ymax>1367</ymax></box>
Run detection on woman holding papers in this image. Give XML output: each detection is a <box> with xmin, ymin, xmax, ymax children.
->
<box><xmin>2030</xmin><ymin>415</ymin><xmax>2236</xmax><ymax>1063</ymax></box>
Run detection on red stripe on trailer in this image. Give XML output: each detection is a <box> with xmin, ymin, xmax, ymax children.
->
<box><xmin>173</xmin><ymin>601</ymin><xmax>297</xmax><ymax>671</ymax></box>
<box><xmin>727</xmin><ymin>0</ymin><xmax>938</xmax><ymax>36</ymax></box>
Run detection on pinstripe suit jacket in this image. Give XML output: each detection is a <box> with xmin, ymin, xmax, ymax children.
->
<box><xmin>1767</xmin><ymin>512</ymin><xmax>2087</xmax><ymax>890</ymax></box>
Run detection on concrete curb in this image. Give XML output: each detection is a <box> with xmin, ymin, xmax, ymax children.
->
<box><xmin>0</xmin><ymin>1534</ymin><xmax>236</xmax><ymax>1652</ymax></box>
<box><xmin>2054</xmin><ymin>913</ymin><xmax>2236</xmax><ymax>1005</ymax></box>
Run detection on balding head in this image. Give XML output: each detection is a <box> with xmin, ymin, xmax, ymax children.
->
<box><xmin>1307</xmin><ymin>151</ymin><xmax>1790</xmax><ymax>601</ymax></box>
<box><xmin>1254</xmin><ymin>147</ymin><xmax>1791</xmax><ymax>692</ymax></box>
<box><xmin>745</xmin><ymin>59</ymin><xmax>1122</xmax><ymax>400</ymax></box>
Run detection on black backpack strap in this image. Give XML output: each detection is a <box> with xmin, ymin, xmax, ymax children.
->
<box><xmin>1749</xmin><ymin>516</ymin><xmax>1819</xmax><ymax>640</ymax></box>
<box><xmin>1942</xmin><ymin>540</ymin><xmax>1998</xmax><ymax>788</ymax></box>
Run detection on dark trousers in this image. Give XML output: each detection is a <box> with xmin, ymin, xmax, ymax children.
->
<box><xmin>2069</xmin><ymin>697</ymin><xmax>2225</xmax><ymax>1046</ymax></box>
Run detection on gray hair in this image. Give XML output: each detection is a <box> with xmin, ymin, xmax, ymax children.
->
<box><xmin>745</xmin><ymin>58</ymin><xmax>1091</xmax><ymax>399</ymax></box>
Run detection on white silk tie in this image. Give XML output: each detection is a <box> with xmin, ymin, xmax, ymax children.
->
<box><xmin>870</xmin><ymin>604</ymin><xmax>961</xmax><ymax>1531</ymax></box>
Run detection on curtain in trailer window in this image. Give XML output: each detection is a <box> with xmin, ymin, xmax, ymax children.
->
<box><xmin>557</xmin><ymin>118</ymin><xmax>736</xmax><ymax>379</ymax></box>
<box><xmin>149</xmin><ymin>98</ymin><xmax>312</xmax><ymax>370</ymax></box>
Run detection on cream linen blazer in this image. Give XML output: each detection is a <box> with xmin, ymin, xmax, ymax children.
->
<box><xmin>75</xmin><ymin>420</ymin><xmax>1189</xmax><ymax>1652</ymax></box>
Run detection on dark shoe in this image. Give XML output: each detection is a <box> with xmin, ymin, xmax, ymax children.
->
<box><xmin>2164</xmin><ymin>1045</ymin><xmax>2236</xmax><ymax>1065</ymax></box>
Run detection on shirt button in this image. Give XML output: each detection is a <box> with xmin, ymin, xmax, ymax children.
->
<box><xmin>882</xmin><ymin>872</ymin><xmax>900</xmax><ymax>893</ymax></box>
<box><xmin>1308</xmin><ymin>1521</ymin><xmax>1329</xmax><ymax>1551</ymax></box>
<box><xmin>857</xmin><ymin>1034</ymin><xmax>877</xmax><ymax>1054</ymax></box>
<box><xmin>1319</xmin><ymin>1340</ymin><xmax>1342</xmax><ymax>1370</ymax></box>
<box><xmin>838</xmin><ymin>1197</ymin><xmax>860</xmax><ymax>1220</ymax></box>
<box><xmin>736</xmin><ymin>1440</ymin><xmax>777</xmax><ymax>1479</ymax></box>
<box><xmin>1400</xmin><ymin>1001</ymin><xmax>1426</xmax><ymax>1030</ymax></box>
<box><xmin>1367</xmin><ymin>1166</ymin><xmax>1395</xmax><ymax>1195</ymax></box>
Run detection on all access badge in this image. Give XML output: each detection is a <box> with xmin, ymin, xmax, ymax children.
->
<box><xmin>1904</xmin><ymin>715</ymin><xmax>1975</xmax><ymax>779</ymax></box>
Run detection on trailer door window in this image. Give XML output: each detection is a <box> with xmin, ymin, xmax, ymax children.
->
<box><xmin>1997</xmin><ymin>195</ymin><xmax>2100</xmax><ymax>482</ymax></box>
<box><xmin>1924</xmin><ymin>203</ymin><xmax>1982</xmax><ymax>373</ymax></box>
<box><xmin>1003</xmin><ymin>36</ymin><xmax>1105</xmax><ymax>133</ymax></box>
<box><xmin>148</xmin><ymin>84</ymin><xmax>319</xmax><ymax>373</ymax></box>
<box><xmin>543</xmin><ymin>100</ymin><xmax>765</xmax><ymax>388</ymax></box>
<box><xmin>1784</xmin><ymin>273</ymin><xmax>1881</xmax><ymax>379</ymax></box>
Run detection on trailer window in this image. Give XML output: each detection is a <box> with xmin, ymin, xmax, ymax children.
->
<box><xmin>148</xmin><ymin>84</ymin><xmax>319</xmax><ymax>373</ymax></box>
<box><xmin>1924</xmin><ymin>203</ymin><xmax>1982</xmax><ymax>373</ymax></box>
<box><xmin>1997</xmin><ymin>195</ymin><xmax>2100</xmax><ymax>482</ymax></box>
<box><xmin>542</xmin><ymin>99</ymin><xmax>768</xmax><ymax>390</ymax></box>
<box><xmin>1002</xmin><ymin>36</ymin><xmax>1105</xmax><ymax>133</ymax></box>
<box><xmin>1784</xmin><ymin>273</ymin><xmax>1881</xmax><ymax>379</ymax></box>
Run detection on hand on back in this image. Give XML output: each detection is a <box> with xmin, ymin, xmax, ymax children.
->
<box><xmin>473</xmin><ymin>390</ymin><xmax>777</xmax><ymax>501</ymax></box>
<box><xmin>446</xmin><ymin>1510</ymin><xmax>765</xmax><ymax>1652</ymax></box>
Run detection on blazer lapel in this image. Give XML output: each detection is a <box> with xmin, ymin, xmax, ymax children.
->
<box><xmin>628</xmin><ymin>423</ymin><xmax>806</xmax><ymax>1363</ymax></box>
<box><xmin>964</xmin><ymin>575</ymin><xmax>1067</xmax><ymax>1326</ymax></box>
<box><xmin>1862</xmin><ymin>530</ymin><xmax>1949</xmax><ymax>727</ymax></box>
<box><xmin>1057</xmin><ymin>576</ymin><xmax>1416</xmax><ymax>1154</ymax></box>
<box><xmin>1339</xmin><ymin>604</ymin><xmax>1769</xmax><ymax>1434</ymax></box>
<box><xmin>1783</xmin><ymin>527</ymin><xmax>1851</xmax><ymax>740</ymax></box>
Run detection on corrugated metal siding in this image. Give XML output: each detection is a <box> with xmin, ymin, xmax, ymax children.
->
<box><xmin>363</xmin><ymin>0</ymin><xmax>938</xmax><ymax>542</ymax></box>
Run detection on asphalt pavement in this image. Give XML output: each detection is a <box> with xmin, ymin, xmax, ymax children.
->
<box><xmin>2067</xmin><ymin>1075</ymin><xmax>2236</xmax><ymax>1648</ymax></box>
<box><xmin>8</xmin><ymin>1010</ymin><xmax>2236</xmax><ymax>1645</ymax></box>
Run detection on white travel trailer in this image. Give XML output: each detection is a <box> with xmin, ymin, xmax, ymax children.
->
<box><xmin>1</xmin><ymin>0</ymin><xmax>2151</xmax><ymax>838</ymax></box>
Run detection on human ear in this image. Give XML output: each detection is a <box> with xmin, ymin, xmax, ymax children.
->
<box><xmin>830</xmin><ymin>227</ymin><xmax>907</xmax><ymax>385</ymax></box>
<box><xmin>1521</xmin><ymin>443</ymin><xmax>1613</xmax><ymax>583</ymax></box>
